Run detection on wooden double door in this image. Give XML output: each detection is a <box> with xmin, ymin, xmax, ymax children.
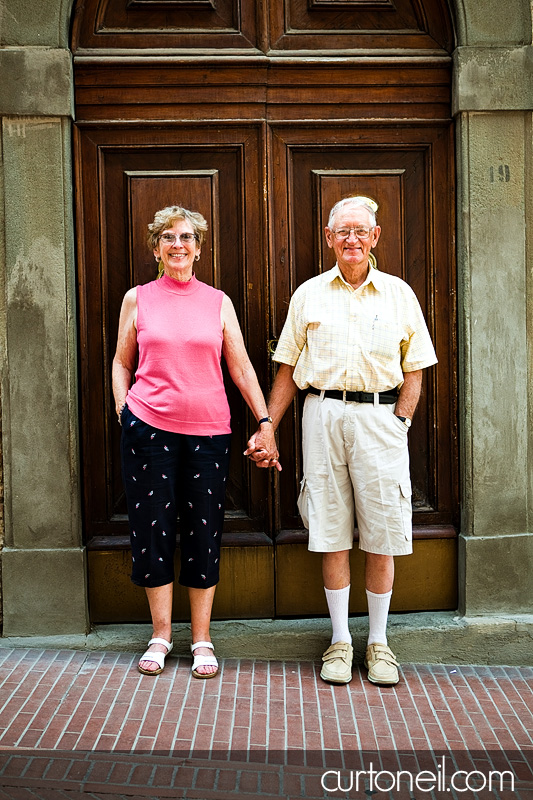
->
<box><xmin>73</xmin><ymin>0</ymin><xmax>458</xmax><ymax>622</ymax></box>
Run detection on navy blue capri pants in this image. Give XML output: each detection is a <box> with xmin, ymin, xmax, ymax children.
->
<box><xmin>120</xmin><ymin>405</ymin><xmax>231</xmax><ymax>589</ymax></box>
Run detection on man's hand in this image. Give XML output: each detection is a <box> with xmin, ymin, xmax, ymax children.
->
<box><xmin>244</xmin><ymin>428</ymin><xmax>282</xmax><ymax>471</ymax></box>
<box><xmin>243</xmin><ymin>363</ymin><xmax>299</xmax><ymax>472</ymax></box>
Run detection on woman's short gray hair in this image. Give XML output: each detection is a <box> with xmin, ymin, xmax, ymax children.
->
<box><xmin>327</xmin><ymin>196</ymin><xmax>378</xmax><ymax>229</ymax></box>
<box><xmin>147</xmin><ymin>205</ymin><xmax>209</xmax><ymax>249</ymax></box>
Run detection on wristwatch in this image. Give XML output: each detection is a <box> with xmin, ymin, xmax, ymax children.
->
<box><xmin>395</xmin><ymin>415</ymin><xmax>412</xmax><ymax>428</ymax></box>
<box><xmin>259</xmin><ymin>416</ymin><xmax>273</xmax><ymax>425</ymax></box>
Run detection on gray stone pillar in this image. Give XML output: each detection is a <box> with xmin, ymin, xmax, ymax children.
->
<box><xmin>454</xmin><ymin>44</ymin><xmax>533</xmax><ymax>614</ymax></box>
<box><xmin>0</xmin><ymin>46</ymin><xmax>88</xmax><ymax>634</ymax></box>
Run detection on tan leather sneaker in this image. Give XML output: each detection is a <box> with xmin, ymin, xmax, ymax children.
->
<box><xmin>320</xmin><ymin>641</ymin><xmax>354</xmax><ymax>684</ymax></box>
<box><xmin>364</xmin><ymin>643</ymin><xmax>399</xmax><ymax>685</ymax></box>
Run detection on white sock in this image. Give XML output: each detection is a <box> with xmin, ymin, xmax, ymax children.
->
<box><xmin>366</xmin><ymin>588</ymin><xmax>392</xmax><ymax>646</ymax></box>
<box><xmin>324</xmin><ymin>585</ymin><xmax>352</xmax><ymax>645</ymax></box>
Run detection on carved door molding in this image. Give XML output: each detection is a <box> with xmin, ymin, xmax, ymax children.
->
<box><xmin>72</xmin><ymin>0</ymin><xmax>453</xmax><ymax>52</ymax></box>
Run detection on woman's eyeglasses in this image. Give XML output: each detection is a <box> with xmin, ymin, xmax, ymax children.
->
<box><xmin>159</xmin><ymin>232</ymin><xmax>198</xmax><ymax>245</ymax></box>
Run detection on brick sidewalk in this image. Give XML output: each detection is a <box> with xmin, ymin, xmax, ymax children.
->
<box><xmin>0</xmin><ymin>648</ymin><xmax>531</xmax><ymax>798</ymax></box>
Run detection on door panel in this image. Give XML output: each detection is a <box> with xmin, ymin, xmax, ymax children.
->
<box><xmin>116</xmin><ymin>167</ymin><xmax>222</xmax><ymax>521</ymax></box>
<box><xmin>268</xmin><ymin>0</ymin><xmax>454</xmax><ymax>51</ymax></box>
<box><xmin>270</xmin><ymin>124</ymin><xmax>456</xmax><ymax>536</ymax></box>
<box><xmin>71</xmin><ymin>0</ymin><xmax>260</xmax><ymax>51</ymax></box>
<box><xmin>270</xmin><ymin>124</ymin><xmax>457</xmax><ymax>613</ymax></box>
<box><xmin>76</xmin><ymin>125</ymin><xmax>271</xmax><ymax>543</ymax></box>
<box><xmin>275</xmin><ymin>538</ymin><xmax>458</xmax><ymax>616</ymax></box>
<box><xmin>77</xmin><ymin>124</ymin><xmax>277</xmax><ymax>619</ymax></box>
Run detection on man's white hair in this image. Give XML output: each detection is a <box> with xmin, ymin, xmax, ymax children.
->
<box><xmin>328</xmin><ymin>196</ymin><xmax>377</xmax><ymax>229</ymax></box>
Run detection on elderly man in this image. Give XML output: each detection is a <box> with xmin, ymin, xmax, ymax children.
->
<box><xmin>247</xmin><ymin>196</ymin><xmax>437</xmax><ymax>685</ymax></box>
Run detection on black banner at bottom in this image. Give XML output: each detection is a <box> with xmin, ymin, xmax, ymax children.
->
<box><xmin>0</xmin><ymin>747</ymin><xmax>530</xmax><ymax>799</ymax></box>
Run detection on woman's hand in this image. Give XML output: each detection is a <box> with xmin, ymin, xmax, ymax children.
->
<box><xmin>112</xmin><ymin>287</ymin><xmax>138</xmax><ymax>421</ymax></box>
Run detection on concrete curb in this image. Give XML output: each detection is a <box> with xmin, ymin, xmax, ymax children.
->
<box><xmin>1</xmin><ymin>612</ymin><xmax>532</xmax><ymax>665</ymax></box>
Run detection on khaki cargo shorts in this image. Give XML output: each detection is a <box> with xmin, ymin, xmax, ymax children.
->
<box><xmin>297</xmin><ymin>393</ymin><xmax>413</xmax><ymax>555</ymax></box>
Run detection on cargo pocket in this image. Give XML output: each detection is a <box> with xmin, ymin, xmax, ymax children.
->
<box><xmin>297</xmin><ymin>477</ymin><xmax>310</xmax><ymax>529</ymax></box>
<box><xmin>399</xmin><ymin>481</ymin><xmax>412</xmax><ymax>541</ymax></box>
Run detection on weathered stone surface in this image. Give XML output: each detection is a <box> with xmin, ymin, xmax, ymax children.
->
<box><xmin>457</xmin><ymin>112</ymin><xmax>529</xmax><ymax>538</ymax></box>
<box><xmin>459</xmin><ymin>533</ymin><xmax>533</xmax><ymax>615</ymax></box>
<box><xmin>454</xmin><ymin>0</ymin><xmax>531</xmax><ymax>46</ymax></box>
<box><xmin>454</xmin><ymin>46</ymin><xmax>533</xmax><ymax>113</ymax></box>
<box><xmin>1</xmin><ymin>613</ymin><xmax>532</xmax><ymax>665</ymax></box>
<box><xmin>0</xmin><ymin>49</ymin><xmax>73</xmax><ymax>117</ymax></box>
<box><xmin>0</xmin><ymin>0</ymin><xmax>74</xmax><ymax>48</ymax></box>
<box><xmin>2</xmin><ymin>547</ymin><xmax>88</xmax><ymax>635</ymax></box>
<box><xmin>2</xmin><ymin>117</ymin><xmax>80</xmax><ymax>552</ymax></box>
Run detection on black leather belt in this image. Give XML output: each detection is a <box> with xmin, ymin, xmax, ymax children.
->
<box><xmin>307</xmin><ymin>386</ymin><xmax>398</xmax><ymax>404</ymax></box>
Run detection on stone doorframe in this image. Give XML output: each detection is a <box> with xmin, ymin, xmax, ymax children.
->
<box><xmin>0</xmin><ymin>0</ymin><xmax>532</xmax><ymax>638</ymax></box>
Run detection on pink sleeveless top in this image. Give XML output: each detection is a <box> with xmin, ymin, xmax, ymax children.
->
<box><xmin>126</xmin><ymin>273</ymin><xmax>231</xmax><ymax>435</ymax></box>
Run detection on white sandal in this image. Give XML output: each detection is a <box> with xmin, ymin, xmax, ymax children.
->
<box><xmin>138</xmin><ymin>637</ymin><xmax>173</xmax><ymax>676</ymax></box>
<box><xmin>190</xmin><ymin>641</ymin><xmax>219</xmax><ymax>679</ymax></box>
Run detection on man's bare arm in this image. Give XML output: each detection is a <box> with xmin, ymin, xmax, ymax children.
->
<box><xmin>394</xmin><ymin>369</ymin><xmax>423</xmax><ymax>419</ymax></box>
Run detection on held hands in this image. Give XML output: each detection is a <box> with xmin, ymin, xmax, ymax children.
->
<box><xmin>244</xmin><ymin>427</ymin><xmax>282</xmax><ymax>471</ymax></box>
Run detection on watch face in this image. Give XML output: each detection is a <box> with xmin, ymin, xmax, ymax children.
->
<box><xmin>397</xmin><ymin>415</ymin><xmax>411</xmax><ymax>427</ymax></box>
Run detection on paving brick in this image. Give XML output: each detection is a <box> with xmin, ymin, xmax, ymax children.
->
<box><xmin>248</xmin><ymin>712</ymin><xmax>267</xmax><ymax>748</ymax></box>
<box><xmin>236</xmin><ymin>769</ymin><xmax>259</xmax><ymax>794</ymax></box>
<box><xmin>229</xmin><ymin>726</ymin><xmax>248</xmax><ymax>751</ymax></box>
<box><xmin>134</xmin><ymin>736</ymin><xmax>155</xmax><ymax>751</ymax></box>
<box><xmin>301</xmin><ymin>704</ymin><xmax>321</xmax><ymax>734</ymax></box>
<box><xmin>93</xmin><ymin>733</ymin><xmax>117</xmax><ymax>749</ymax></box>
<box><xmin>105</xmin><ymin>760</ymin><xmax>134</xmax><ymax>785</ymax></box>
<box><xmin>232</xmin><ymin>698</ymin><xmax>251</xmax><ymax>729</ymax></box>
<box><xmin>258</xmin><ymin>769</ymin><xmax>281</xmax><ymax>794</ymax></box>
<box><xmin>357</xmin><ymin>725</ymin><xmax>379</xmax><ymax>750</ymax></box>
<box><xmin>250</xmin><ymin>685</ymin><xmax>268</xmax><ymax>713</ymax></box>
<box><xmin>303</xmin><ymin>731</ymin><xmax>323</xmax><ymax>750</ymax></box>
<box><xmin>388</xmin><ymin>723</ymin><xmax>413</xmax><ymax>751</ymax></box>
<box><xmin>251</xmin><ymin>662</ymin><xmax>269</xmax><ymax>685</ymax></box>
<box><xmin>286</xmin><ymin>715</ymin><xmax>304</xmax><ymax>748</ymax></box>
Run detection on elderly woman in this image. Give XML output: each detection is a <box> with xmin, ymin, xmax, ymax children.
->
<box><xmin>112</xmin><ymin>205</ymin><xmax>279</xmax><ymax>678</ymax></box>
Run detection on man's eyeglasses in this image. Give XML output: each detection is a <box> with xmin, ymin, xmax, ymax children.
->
<box><xmin>332</xmin><ymin>226</ymin><xmax>374</xmax><ymax>241</ymax></box>
<box><xmin>159</xmin><ymin>232</ymin><xmax>199</xmax><ymax>245</ymax></box>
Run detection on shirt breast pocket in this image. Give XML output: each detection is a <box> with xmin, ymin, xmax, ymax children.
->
<box><xmin>306</xmin><ymin>316</ymin><xmax>339</xmax><ymax>359</ymax></box>
<box><xmin>367</xmin><ymin>317</ymin><xmax>402</xmax><ymax>361</ymax></box>
<box><xmin>306</xmin><ymin>317</ymin><xmax>328</xmax><ymax>341</ymax></box>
